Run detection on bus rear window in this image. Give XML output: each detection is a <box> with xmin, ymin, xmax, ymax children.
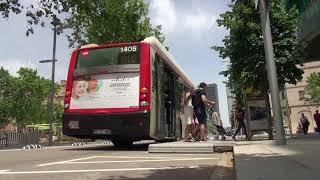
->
<box><xmin>76</xmin><ymin>45</ymin><xmax>140</xmax><ymax>69</ymax></box>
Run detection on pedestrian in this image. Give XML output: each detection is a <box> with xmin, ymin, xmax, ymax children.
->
<box><xmin>299</xmin><ymin>113</ymin><xmax>310</xmax><ymax>135</ymax></box>
<box><xmin>192</xmin><ymin>82</ymin><xmax>215</xmax><ymax>141</ymax></box>
<box><xmin>213</xmin><ymin>112</ymin><xmax>227</xmax><ymax>140</ymax></box>
<box><xmin>313</xmin><ymin>110</ymin><xmax>320</xmax><ymax>134</ymax></box>
<box><xmin>232</xmin><ymin>107</ymin><xmax>248</xmax><ymax>141</ymax></box>
<box><xmin>183</xmin><ymin>90</ymin><xmax>196</xmax><ymax>142</ymax></box>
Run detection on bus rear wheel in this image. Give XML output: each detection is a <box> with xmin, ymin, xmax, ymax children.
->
<box><xmin>112</xmin><ymin>138</ymin><xmax>133</xmax><ymax>147</ymax></box>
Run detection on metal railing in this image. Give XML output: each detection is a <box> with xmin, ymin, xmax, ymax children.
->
<box><xmin>0</xmin><ymin>131</ymin><xmax>40</xmax><ymax>147</ymax></box>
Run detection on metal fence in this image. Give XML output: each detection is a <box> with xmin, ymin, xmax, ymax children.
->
<box><xmin>0</xmin><ymin>131</ymin><xmax>40</xmax><ymax>147</ymax></box>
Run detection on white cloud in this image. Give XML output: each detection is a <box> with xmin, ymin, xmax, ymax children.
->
<box><xmin>150</xmin><ymin>1</ymin><xmax>217</xmax><ymax>37</ymax></box>
<box><xmin>183</xmin><ymin>9</ymin><xmax>217</xmax><ymax>34</ymax></box>
<box><xmin>150</xmin><ymin>0</ymin><xmax>177</xmax><ymax>34</ymax></box>
<box><xmin>0</xmin><ymin>58</ymin><xmax>37</xmax><ymax>76</ymax></box>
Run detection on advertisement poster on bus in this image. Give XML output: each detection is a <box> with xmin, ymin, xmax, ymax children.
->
<box><xmin>70</xmin><ymin>72</ymin><xmax>140</xmax><ymax>109</ymax></box>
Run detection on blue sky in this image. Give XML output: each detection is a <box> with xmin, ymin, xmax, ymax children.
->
<box><xmin>0</xmin><ymin>0</ymin><xmax>231</xmax><ymax>126</ymax></box>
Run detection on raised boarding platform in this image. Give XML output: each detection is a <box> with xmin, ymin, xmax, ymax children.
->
<box><xmin>148</xmin><ymin>140</ymin><xmax>234</xmax><ymax>153</ymax></box>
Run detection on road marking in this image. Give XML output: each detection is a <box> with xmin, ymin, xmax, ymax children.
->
<box><xmin>0</xmin><ymin>166</ymin><xmax>200</xmax><ymax>175</ymax></box>
<box><xmin>37</xmin><ymin>156</ymin><xmax>97</xmax><ymax>167</ymax></box>
<box><xmin>54</xmin><ymin>157</ymin><xmax>218</xmax><ymax>164</ymax></box>
<box><xmin>0</xmin><ymin>144</ymin><xmax>107</xmax><ymax>152</ymax></box>
<box><xmin>93</xmin><ymin>155</ymin><xmax>201</xmax><ymax>159</ymax></box>
<box><xmin>0</xmin><ymin>170</ymin><xmax>10</xmax><ymax>172</ymax></box>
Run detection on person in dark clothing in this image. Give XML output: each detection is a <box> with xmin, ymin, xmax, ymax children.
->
<box><xmin>192</xmin><ymin>82</ymin><xmax>215</xmax><ymax>141</ymax></box>
<box><xmin>232</xmin><ymin>107</ymin><xmax>248</xmax><ymax>141</ymax></box>
<box><xmin>299</xmin><ymin>113</ymin><xmax>310</xmax><ymax>135</ymax></box>
<box><xmin>313</xmin><ymin>110</ymin><xmax>320</xmax><ymax>134</ymax></box>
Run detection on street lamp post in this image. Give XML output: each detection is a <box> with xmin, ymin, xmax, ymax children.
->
<box><xmin>39</xmin><ymin>25</ymin><xmax>58</xmax><ymax>146</ymax></box>
<box><xmin>256</xmin><ymin>0</ymin><xmax>286</xmax><ymax>145</ymax></box>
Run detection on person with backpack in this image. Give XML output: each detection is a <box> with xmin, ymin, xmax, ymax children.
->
<box><xmin>192</xmin><ymin>82</ymin><xmax>215</xmax><ymax>141</ymax></box>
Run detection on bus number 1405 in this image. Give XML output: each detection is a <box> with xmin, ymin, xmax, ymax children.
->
<box><xmin>121</xmin><ymin>46</ymin><xmax>137</xmax><ymax>53</ymax></box>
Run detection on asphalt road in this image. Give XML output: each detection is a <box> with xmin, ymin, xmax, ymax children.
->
<box><xmin>0</xmin><ymin>142</ymin><xmax>234</xmax><ymax>180</ymax></box>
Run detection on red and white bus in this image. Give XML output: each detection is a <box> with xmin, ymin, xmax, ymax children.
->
<box><xmin>62</xmin><ymin>37</ymin><xmax>195</xmax><ymax>147</ymax></box>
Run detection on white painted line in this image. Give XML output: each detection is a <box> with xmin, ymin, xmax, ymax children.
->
<box><xmin>0</xmin><ymin>170</ymin><xmax>10</xmax><ymax>172</ymax></box>
<box><xmin>93</xmin><ymin>155</ymin><xmax>197</xmax><ymax>159</ymax></box>
<box><xmin>188</xmin><ymin>166</ymin><xmax>200</xmax><ymax>168</ymax></box>
<box><xmin>37</xmin><ymin>156</ymin><xmax>97</xmax><ymax>167</ymax></box>
<box><xmin>0</xmin><ymin>144</ymin><xmax>107</xmax><ymax>152</ymax></box>
<box><xmin>0</xmin><ymin>149</ymin><xmax>24</xmax><ymax>152</ymax></box>
<box><xmin>0</xmin><ymin>166</ymin><xmax>199</xmax><ymax>175</ymax></box>
<box><xmin>45</xmin><ymin>144</ymin><xmax>107</xmax><ymax>149</ymax></box>
<box><xmin>59</xmin><ymin>157</ymin><xmax>218</xmax><ymax>164</ymax></box>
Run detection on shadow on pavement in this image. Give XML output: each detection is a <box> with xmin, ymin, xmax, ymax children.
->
<box><xmin>63</xmin><ymin>142</ymin><xmax>152</xmax><ymax>152</ymax></box>
<box><xmin>235</xmin><ymin>136</ymin><xmax>320</xmax><ymax>180</ymax></box>
<box><xmin>235</xmin><ymin>152</ymin><xmax>320</xmax><ymax>180</ymax></box>
<box><xmin>96</xmin><ymin>165</ymin><xmax>235</xmax><ymax>180</ymax></box>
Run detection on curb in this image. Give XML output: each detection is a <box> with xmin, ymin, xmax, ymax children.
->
<box><xmin>210</xmin><ymin>152</ymin><xmax>235</xmax><ymax>180</ymax></box>
<box><xmin>22</xmin><ymin>144</ymin><xmax>45</xmax><ymax>149</ymax></box>
<box><xmin>71</xmin><ymin>142</ymin><xmax>88</xmax><ymax>146</ymax></box>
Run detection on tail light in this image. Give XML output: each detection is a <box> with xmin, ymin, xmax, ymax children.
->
<box><xmin>140</xmin><ymin>87</ymin><xmax>149</xmax><ymax>107</ymax></box>
<box><xmin>140</xmin><ymin>87</ymin><xmax>148</xmax><ymax>93</ymax></box>
<box><xmin>140</xmin><ymin>101</ymin><xmax>149</xmax><ymax>107</ymax></box>
<box><xmin>140</xmin><ymin>94</ymin><xmax>147</xmax><ymax>100</ymax></box>
<box><xmin>64</xmin><ymin>91</ymin><xmax>71</xmax><ymax>109</ymax></box>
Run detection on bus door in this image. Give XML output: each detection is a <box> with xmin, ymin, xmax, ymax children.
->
<box><xmin>154</xmin><ymin>54</ymin><xmax>166</xmax><ymax>137</ymax></box>
<box><xmin>164</xmin><ymin>67</ymin><xmax>175</xmax><ymax>137</ymax></box>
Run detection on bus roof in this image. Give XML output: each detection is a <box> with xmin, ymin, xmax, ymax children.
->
<box><xmin>142</xmin><ymin>37</ymin><xmax>195</xmax><ymax>89</ymax></box>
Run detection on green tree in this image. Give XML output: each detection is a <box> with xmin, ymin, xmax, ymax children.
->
<box><xmin>0</xmin><ymin>66</ymin><xmax>63</xmax><ymax>128</ymax></box>
<box><xmin>54</xmin><ymin>103</ymin><xmax>63</xmax><ymax>125</ymax></box>
<box><xmin>0</xmin><ymin>67</ymin><xmax>14</xmax><ymax>124</ymax></box>
<box><xmin>66</xmin><ymin>0</ymin><xmax>164</xmax><ymax>47</ymax></box>
<box><xmin>1</xmin><ymin>0</ymin><xmax>164</xmax><ymax>45</ymax></box>
<box><xmin>0</xmin><ymin>0</ymin><xmax>23</xmax><ymax>18</ymax></box>
<box><xmin>11</xmin><ymin>67</ymin><xmax>51</xmax><ymax>127</ymax></box>
<box><xmin>305</xmin><ymin>72</ymin><xmax>320</xmax><ymax>106</ymax></box>
<box><xmin>214</xmin><ymin>0</ymin><xmax>304</xmax><ymax>98</ymax></box>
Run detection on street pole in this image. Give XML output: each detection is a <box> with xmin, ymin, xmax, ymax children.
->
<box><xmin>48</xmin><ymin>25</ymin><xmax>57</xmax><ymax>146</ymax></box>
<box><xmin>258</xmin><ymin>0</ymin><xmax>286</xmax><ymax>145</ymax></box>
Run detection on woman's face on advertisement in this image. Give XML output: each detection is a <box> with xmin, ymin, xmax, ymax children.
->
<box><xmin>88</xmin><ymin>79</ymin><xmax>97</xmax><ymax>90</ymax></box>
<box><xmin>73</xmin><ymin>80</ymin><xmax>88</xmax><ymax>98</ymax></box>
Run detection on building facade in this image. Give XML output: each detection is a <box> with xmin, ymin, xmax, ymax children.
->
<box><xmin>205</xmin><ymin>83</ymin><xmax>219</xmax><ymax>113</ymax></box>
<box><xmin>284</xmin><ymin>0</ymin><xmax>320</xmax><ymax>133</ymax></box>
<box><xmin>55</xmin><ymin>80</ymin><xmax>66</xmax><ymax>106</ymax></box>
<box><xmin>285</xmin><ymin>61</ymin><xmax>320</xmax><ymax>133</ymax></box>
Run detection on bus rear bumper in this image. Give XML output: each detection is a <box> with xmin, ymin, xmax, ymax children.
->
<box><xmin>62</xmin><ymin>111</ymin><xmax>150</xmax><ymax>140</ymax></box>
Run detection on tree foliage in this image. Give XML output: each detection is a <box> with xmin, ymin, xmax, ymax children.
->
<box><xmin>67</xmin><ymin>0</ymin><xmax>164</xmax><ymax>47</ymax></box>
<box><xmin>214</xmin><ymin>0</ymin><xmax>304</xmax><ymax>97</ymax></box>
<box><xmin>0</xmin><ymin>67</ymin><xmax>62</xmax><ymax>128</ymax></box>
<box><xmin>304</xmin><ymin>72</ymin><xmax>320</xmax><ymax>106</ymax></box>
<box><xmin>1</xmin><ymin>0</ymin><xmax>164</xmax><ymax>46</ymax></box>
<box><xmin>0</xmin><ymin>0</ymin><xmax>23</xmax><ymax>18</ymax></box>
<box><xmin>0</xmin><ymin>67</ymin><xmax>14</xmax><ymax>124</ymax></box>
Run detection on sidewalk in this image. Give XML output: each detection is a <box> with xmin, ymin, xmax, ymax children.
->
<box><xmin>234</xmin><ymin>133</ymin><xmax>320</xmax><ymax>180</ymax></box>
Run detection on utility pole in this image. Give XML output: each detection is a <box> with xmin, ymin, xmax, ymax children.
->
<box><xmin>39</xmin><ymin>24</ymin><xmax>57</xmax><ymax>146</ymax></box>
<box><xmin>257</xmin><ymin>0</ymin><xmax>286</xmax><ymax>145</ymax></box>
<box><xmin>49</xmin><ymin>24</ymin><xmax>57</xmax><ymax>146</ymax></box>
